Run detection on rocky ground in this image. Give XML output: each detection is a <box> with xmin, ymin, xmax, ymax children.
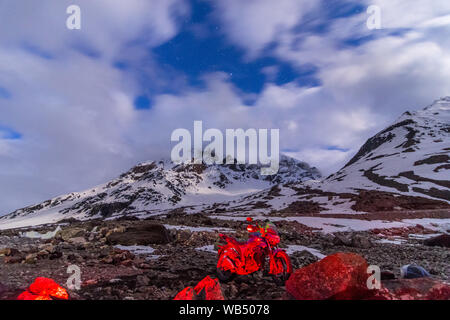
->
<box><xmin>0</xmin><ymin>211</ymin><xmax>449</xmax><ymax>300</ymax></box>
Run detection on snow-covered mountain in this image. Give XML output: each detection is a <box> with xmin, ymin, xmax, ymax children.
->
<box><xmin>321</xmin><ymin>97</ymin><xmax>449</xmax><ymax>201</ymax></box>
<box><xmin>0</xmin><ymin>155</ymin><xmax>320</xmax><ymax>229</ymax></box>
<box><xmin>194</xmin><ymin>98</ymin><xmax>450</xmax><ymax>217</ymax></box>
<box><xmin>1</xmin><ymin>98</ymin><xmax>448</xmax><ymax>230</ymax></box>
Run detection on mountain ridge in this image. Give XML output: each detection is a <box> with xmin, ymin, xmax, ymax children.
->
<box><xmin>0</xmin><ymin>154</ymin><xmax>321</xmax><ymax>229</ymax></box>
<box><xmin>321</xmin><ymin>97</ymin><xmax>450</xmax><ymax>201</ymax></box>
<box><xmin>0</xmin><ymin>98</ymin><xmax>448</xmax><ymax>230</ymax></box>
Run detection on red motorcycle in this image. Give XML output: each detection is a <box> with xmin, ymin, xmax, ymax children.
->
<box><xmin>216</xmin><ymin>217</ymin><xmax>292</xmax><ymax>285</ymax></box>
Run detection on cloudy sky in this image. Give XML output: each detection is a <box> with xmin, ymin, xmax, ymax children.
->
<box><xmin>0</xmin><ymin>0</ymin><xmax>449</xmax><ymax>215</ymax></box>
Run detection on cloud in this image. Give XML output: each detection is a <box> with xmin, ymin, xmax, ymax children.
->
<box><xmin>0</xmin><ymin>49</ymin><xmax>139</xmax><ymax>213</ymax></box>
<box><xmin>1</xmin><ymin>0</ymin><xmax>450</xmax><ymax>215</ymax></box>
<box><xmin>134</xmin><ymin>73</ymin><xmax>382</xmax><ymax>177</ymax></box>
<box><xmin>0</xmin><ymin>0</ymin><xmax>189</xmax><ymax>59</ymax></box>
<box><xmin>366</xmin><ymin>0</ymin><xmax>450</xmax><ymax>29</ymax></box>
<box><xmin>210</xmin><ymin>0</ymin><xmax>450</xmax><ymax>171</ymax></box>
<box><xmin>285</xmin><ymin>148</ymin><xmax>354</xmax><ymax>176</ymax></box>
<box><xmin>0</xmin><ymin>0</ymin><xmax>189</xmax><ymax>214</ymax></box>
<box><xmin>215</xmin><ymin>0</ymin><xmax>319</xmax><ymax>58</ymax></box>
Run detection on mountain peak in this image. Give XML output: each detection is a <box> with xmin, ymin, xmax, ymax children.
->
<box><xmin>0</xmin><ymin>154</ymin><xmax>321</xmax><ymax>228</ymax></box>
<box><xmin>425</xmin><ymin>96</ymin><xmax>450</xmax><ymax>111</ymax></box>
<box><xmin>323</xmin><ymin>98</ymin><xmax>450</xmax><ymax>202</ymax></box>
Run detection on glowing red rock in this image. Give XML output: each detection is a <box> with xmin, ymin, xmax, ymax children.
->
<box><xmin>194</xmin><ymin>276</ymin><xmax>225</xmax><ymax>300</ymax></box>
<box><xmin>174</xmin><ymin>276</ymin><xmax>225</xmax><ymax>300</ymax></box>
<box><xmin>173</xmin><ymin>287</ymin><xmax>197</xmax><ymax>300</ymax></box>
<box><xmin>17</xmin><ymin>291</ymin><xmax>47</xmax><ymax>300</ymax></box>
<box><xmin>286</xmin><ymin>252</ymin><xmax>369</xmax><ymax>300</ymax></box>
<box><xmin>17</xmin><ymin>277</ymin><xmax>69</xmax><ymax>300</ymax></box>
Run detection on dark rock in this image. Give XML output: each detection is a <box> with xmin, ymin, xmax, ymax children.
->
<box><xmin>424</xmin><ymin>234</ymin><xmax>450</xmax><ymax>248</ymax></box>
<box><xmin>4</xmin><ymin>255</ymin><xmax>23</xmax><ymax>264</ymax></box>
<box><xmin>380</xmin><ymin>271</ymin><xmax>396</xmax><ymax>280</ymax></box>
<box><xmin>89</xmin><ymin>202</ymin><xmax>132</xmax><ymax>218</ymax></box>
<box><xmin>57</xmin><ymin>227</ymin><xmax>85</xmax><ymax>241</ymax></box>
<box><xmin>101</xmin><ymin>249</ymin><xmax>135</xmax><ymax>265</ymax></box>
<box><xmin>136</xmin><ymin>275</ymin><xmax>150</xmax><ymax>287</ymax></box>
<box><xmin>57</xmin><ymin>217</ymin><xmax>80</xmax><ymax>224</ymax></box>
<box><xmin>24</xmin><ymin>253</ymin><xmax>37</xmax><ymax>264</ymax></box>
<box><xmin>289</xmin><ymin>250</ymin><xmax>319</xmax><ymax>270</ymax></box>
<box><xmin>333</xmin><ymin>234</ymin><xmax>352</xmax><ymax>246</ymax></box>
<box><xmin>351</xmin><ymin>235</ymin><xmax>372</xmax><ymax>249</ymax></box>
<box><xmin>279</xmin><ymin>201</ymin><xmax>326</xmax><ymax>214</ymax></box>
<box><xmin>116</xmin><ymin>215</ymin><xmax>140</xmax><ymax>222</ymax></box>
<box><xmin>351</xmin><ymin>190</ymin><xmax>449</xmax><ymax>212</ymax></box>
<box><xmin>0</xmin><ymin>248</ymin><xmax>20</xmax><ymax>256</ymax></box>
<box><xmin>106</xmin><ymin>222</ymin><xmax>170</xmax><ymax>245</ymax></box>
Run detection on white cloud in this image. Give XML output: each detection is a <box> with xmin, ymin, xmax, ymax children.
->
<box><xmin>419</xmin><ymin>14</ymin><xmax>450</xmax><ymax>28</ymax></box>
<box><xmin>1</xmin><ymin>0</ymin><xmax>450</xmax><ymax>215</ymax></box>
<box><xmin>0</xmin><ymin>0</ymin><xmax>189</xmax><ymax>214</ymax></box>
<box><xmin>256</xmin><ymin>84</ymin><xmax>321</xmax><ymax>110</ymax></box>
<box><xmin>285</xmin><ymin>148</ymin><xmax>354</xmax><ymax>176</ymax></box>
<box><xmin>215</xmin><ymin>0</ymin><xmax>319</xmax><ymax>58</ymax></box>
<box><xmin>0</xmin><ymin>0</ymin><xmax>188</xmax><ymax>60</ymax></box>
<box><xmin>212</xmin><ymin>0</ymin><xmax>450</xmax><ymax>173</ymax></box>
<box><xmin>366</xmin><ymin>0</ymin><xmax>450</xmax><ymax>29</ymax></box>
<box><xmin>135</xmin><ymin>74</ymin><xmax>383</xmax><ymax>177</ymax></box>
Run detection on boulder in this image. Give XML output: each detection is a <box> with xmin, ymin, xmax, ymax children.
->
<box><xmin>424</xmin><ymin>234</ymin><xmax>450</xmax><ymax>248</ymax></box>
<box><xmin>332</xmin><ymin>234</ymin><xmax>352</xmax><ymax>246</ymax></box>
<box><xmin>24</xmin><ymin>253</ymin><xmax>37</xmax><ymax>264</ymax></box>
<box><xmin>101</xmin><ymin>248</ymin><xmax>135</xmax><ymax>265</ymax></box>
<box><xmin>4</xmin><ymin>256</ymin><xmax>23</xmax><ymax>264</ymax></box>
<box><xmin>68</xmin><ymin>237</ymin><xmax>88</xmax><ymax>245</ymax></box>
<box><xmin>36</xmin><ymin>249</ymin><xmax>50</xmax><ymax>259</ymax></box>
<box><xmin>57</xmin><ymin>227</ymin><xmax>85</xmax><ymax>241</ymax></box>
<box><xmin>136</xmin><ymin>275</ymin><xmax>150</xmax><ymax>287</ymax></box>
<box><xmin>106</xmin><ymin>222</ymin><xmax>170</xmax><ymax>245</ymax></box>
<box><xmin>36</xmin><ymin>244</ymin><xmax>62</xmax><ymax>260</ymax></box>
<box><xmin>0</xmin><ymin>248</ymin><xmax>20</xmax><ymax>257</ymax></box>
<box><xmin>38</xmin><ymin>244</ymin><xmax>56</xmax><ymax>253</ymax></box>
<box><xmin>351</xmin><ymin>235</ymin><xmax>372</xmax><ymax>249</ymax></box>
<box><xmin>286</xmin><ymin>252</ymin><xmax>369</xmax><ymax>300</ymax></box>
<box><xmin>332</xmin><ymin>234</ymin><xmax>372</xmax><ymax>248</ymax></box>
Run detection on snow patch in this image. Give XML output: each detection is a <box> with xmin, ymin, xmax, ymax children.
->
<box><xmin>285</xmin><ymin>245</ymin><xmax>326</xmax><ymax>259</ymax></box>
<box><xmin>114</xmin><ymin>245</ymin><xmax>160</xmax><ymax>260</ymax></box>
<box><xmin>20</xmin><ymin>226</ymin><xmax>62</xmax><ymax>240</ymax></box>
<box><xmin>163</xmin><ymin>224</ymin><xmax>235</xmax><ymax>233</ymax></box>
<box><xmin>195</xmin><ymin>245</ymin><xmax>217</xmax><ymax>254</ymax></box>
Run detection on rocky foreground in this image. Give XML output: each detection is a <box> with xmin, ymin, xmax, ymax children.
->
<box><xmin>0</xmin><ymin>211</ymin><xmax>449</xmax><ymax>300</ymax></box>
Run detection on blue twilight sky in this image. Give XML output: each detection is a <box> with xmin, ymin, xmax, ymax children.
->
<box><xmin>0</xmin><ymin>0</ymin><xmax>450</xmax><ymax>214</ymax></box>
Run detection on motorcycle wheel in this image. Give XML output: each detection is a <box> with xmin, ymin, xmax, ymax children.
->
<box><xmin>217</xmin><ymin>253</ymin><xmax>236</xmax><ymax>283</ymax></box>
<box><xmin>272</xmin><ymin>256</ymin><xmax>291</xmax><ymax>286</ymax></box>
<box><xmin>216</xmin><ymin>267</ymin><xmax>235</xmax><ymax>283</ymax></box>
